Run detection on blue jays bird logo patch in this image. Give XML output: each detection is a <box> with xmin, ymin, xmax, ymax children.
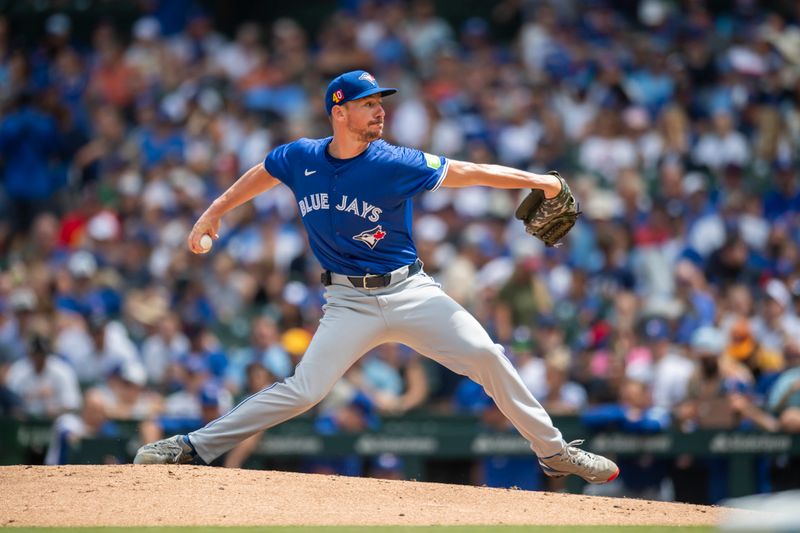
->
<box><xmin>353</xmin><ymin>225</ymin><xmax>387</xmax><ymax>249</ymax></box>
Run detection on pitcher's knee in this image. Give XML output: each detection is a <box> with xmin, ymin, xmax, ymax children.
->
<box><xmin>293</xmin><ymin>386</ymin><xmax>327</xmax><ymax>409</ymax></box>
<box><xmin>462</xmin><ymin>343</ymin><xmax>507</xmax><ymax>371</ymax></box>
<box><xmin>283</xmin><ymin>370</ymin><xmax>331</xmax><ymax>408</ymax></box>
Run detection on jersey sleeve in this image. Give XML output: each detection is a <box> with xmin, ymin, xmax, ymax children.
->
<box><xmin>392</xmin><ymin>147</ymin><xmax>449</xmax><ymax>198</ymax></box>
<box><xmin>263</xmin><ymin>142</ymin><xmax>295</xmax><ymax>188</ymax></box>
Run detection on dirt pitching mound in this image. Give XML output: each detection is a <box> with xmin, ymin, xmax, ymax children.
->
<box><xmin>1</xmin><ymin>465</ymin><xmax>724</xmax><ymax>526</ymax></box>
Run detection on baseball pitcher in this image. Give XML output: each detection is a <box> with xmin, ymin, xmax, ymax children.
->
<box><xmin>134</xmin><ymin>70</ymin><xmax>618</xmax><ymax>485</ymax></box>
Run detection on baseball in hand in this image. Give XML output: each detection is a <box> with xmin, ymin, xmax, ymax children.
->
<box><xmin>199</xmin><ymin>234</ymin><xmax>213</xmax><ymax>253</ymax></box>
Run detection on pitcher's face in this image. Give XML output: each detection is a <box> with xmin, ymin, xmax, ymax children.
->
<box><xmin>341</xmin><ymin>94</ymin><xmax>385</xmax><ymax>142</ymax></box>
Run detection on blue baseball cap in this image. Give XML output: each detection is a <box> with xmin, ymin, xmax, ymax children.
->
<box><xmin>324</xmin><ymin>70</ymin><xmax>397</xmax><ymax>115</ymax></box>
<box><xmin>200</xmin><ymin>382</ymin><xmax>221</xmax><ymax>407</ymax></box>
<box><xmin>180</xmin><ymin>355</ymin><xmax>208</xmax><ymax>374</ymax></box>
<box><xmin>643</xmin><ymin>318</ymin><xmax>670</xmax><ymax>341</ymax></box>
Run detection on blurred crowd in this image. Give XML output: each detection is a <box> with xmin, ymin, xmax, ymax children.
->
<box><xmin>0</xmin><ymin>0</ymin><xmax>799</xmax><ymax>502</ymax></box>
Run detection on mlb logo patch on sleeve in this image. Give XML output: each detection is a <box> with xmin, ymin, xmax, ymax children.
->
<box><xmin>424</xmin><ymin>153</ymin><xmax>441</xmax><ymax>169</ymax></box>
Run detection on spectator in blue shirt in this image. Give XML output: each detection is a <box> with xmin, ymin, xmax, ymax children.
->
<box><xmin>0</xmin><ymin>91</ymin><xmax>62</xmax><ymax>239</ymax></box>
<box><xmin>582</xmin><ymin>379</ymin><xmax>671</xmax><ymax>499</ymax></box>
<box><xmin>582</xmin><ymin>378</ymin><xmax>671</xmax><ymax>434</ymax></box>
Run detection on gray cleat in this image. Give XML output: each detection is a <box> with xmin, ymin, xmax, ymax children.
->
<box><xmin>133</xmin><ymin>435</ymin><xmax>196</xmax><ymax>465</ymax></box>
<box><xmin>538</xmin><ymin>439</ymin><xmax>620</xmax><ymax>484</ymax></box>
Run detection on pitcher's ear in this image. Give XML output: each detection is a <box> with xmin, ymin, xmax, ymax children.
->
<box><xmin>331</xmin><ymin>103</ymin><xmax>348</xmax><ymax>121</ymax></box>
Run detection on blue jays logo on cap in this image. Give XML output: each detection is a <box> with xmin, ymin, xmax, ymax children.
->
<box><xmin>358</xmin><ymin>72</ymin><xmax>377</xmax><ymax>85</ymax></box>
<box><xmin>325</xmin><ymin>70</ymin><xmax>397</xmax><ymax>115</ymax></box>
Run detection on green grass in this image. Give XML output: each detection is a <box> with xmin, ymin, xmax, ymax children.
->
<box><xmin>1</xmin><ymin>526</ymin><xmax>713</xmax><ymax>533</ymax></box>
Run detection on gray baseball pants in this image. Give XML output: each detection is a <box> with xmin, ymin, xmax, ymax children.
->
<box><xmin>188</xmin><ymin>270</ymin><xmax>564</xmax><ymax>462</ymax></box>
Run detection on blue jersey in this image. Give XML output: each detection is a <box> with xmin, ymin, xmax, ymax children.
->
<box><xmin>264</xmin><ymin>137</ymin><xmax>449</xmax><ymax>276</ymax></box>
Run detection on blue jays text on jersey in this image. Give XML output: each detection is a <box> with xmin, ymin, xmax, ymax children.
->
<box><xmin>264</xmin><ymin>137</ymin><xmax>449</xmax><ymax>276</ymax></box>
<box><xmin>297</xmin><ymin>193</ymin><xmax>382</xmax><ymax>222</ymax></box>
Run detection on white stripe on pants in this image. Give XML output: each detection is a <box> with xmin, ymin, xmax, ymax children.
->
<box><xmin>188</xmin><ymin>271</ymin><xmax>564</xmax><ymax>462</ymax></box>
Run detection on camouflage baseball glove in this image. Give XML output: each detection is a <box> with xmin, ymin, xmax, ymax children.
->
<box><xmin>514</xmin><ymin>171</ymin><xmax>581</xmax><ymax>247</ymax></box>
